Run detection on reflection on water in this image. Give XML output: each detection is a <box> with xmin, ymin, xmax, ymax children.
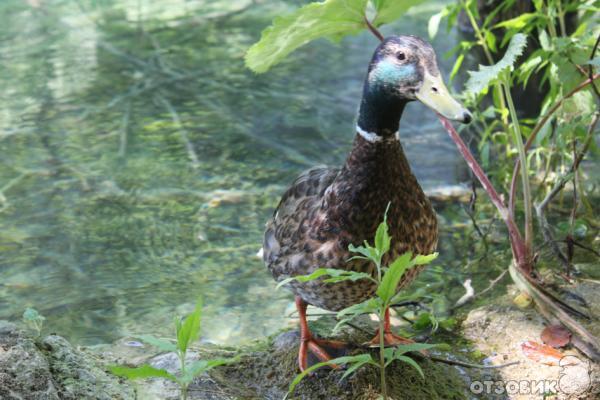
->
<box><xmin>0</xmin><ymin>0</ymin><xmax>475</xmax><ymax>345</ymax></box>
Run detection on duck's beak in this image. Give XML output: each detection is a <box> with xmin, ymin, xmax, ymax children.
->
<box><xmin>416</xmin><ymin>71</ymin><xmax>472</xmax><ymax>124</ymax></box>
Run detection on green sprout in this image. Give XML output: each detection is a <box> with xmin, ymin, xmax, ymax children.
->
<box><xmin>110</xmin><ymin>300</ymin><xmax>238</xmax><ymax>400</ymax></box>
<box><xmin>282</xmin><ymin>208</ymin><xmax>440</xmax><ymax>399</ymax></box>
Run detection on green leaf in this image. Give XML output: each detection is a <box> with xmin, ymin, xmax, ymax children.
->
<box><xmin>348</xmin><ymin>243</ymin><xmax>378</xmax><ymax>263</ymax></box>
<box><xmin>277</xmin><ymin>268</ymin><xmax>375</xmax><ymax>289</ymax></box>
<box><xmin>176</xmin><ymin>300</ymin><xmax>202</xmax><ymax>354</ymax></box>
<box><xmin>585</xmin><ymin>57</ymin><xmax>600</xmax><ymax>68</ymax></box>
<box><xmin>109</xmin><ymin>365</ymin><xmax>178</xmax><ymax>382</ymax></box>
<box><xmin>449</xmin><ymin>53</ymin><xmax>464</xmax><ymax>81</ymax></box>
<box><xmin>333</xmin><ymin>297</ymin><xmax>381</xmax><ymax>332</ymax></box>
<box><xmin>494</xmin><ymin>12</ymin><xmax>538</xmax><ymax>30</ymax></box>
<box><xmin>465</xmin><ymin>33</ymin><xmax>527</xmax><ymax>95</ymax></box>
<box><xmin>412</xmin><ymin>252</ymin><xmax>438</xmax><ymax>265</ymax></box>
<box><xmin>371</xmin><ymin>0</ymin><xmax>426</xmax><ymax>26</ymax></box>
<box><xmin>376</xmin><ymin>252</ymin><xmax>412</xmax><ymax>303</ymax></box>
<box><xmin>180</xmin><ymin>357</ymin><xmax>239</xmax><ymax>384</ymax></box>
<box><xmin>136</xmin><ymin>335</ymin><xmax>177</xmax><ymax>353</ymax></box>
<box><xmin>340</xmin><ymin>354</ymin><xmax>375</xmax><ymax>380</ymax></box>
<box><xmin>374</xmin><ymin>209</ymin><xmax>391</xmax><ymax>256</ymax></box>
<box><xmin>392</xmin><ymin>355</ymin><xmax>424</xmax><ymax>378</ymax></box>
<box><xmin>427</xmin><ymin>8</ymin><xmax>447</xmax><ymax>39</ymax></box>
<box><xmin>288</xmin><ymin>355</ymin><xmax>376</xmax><ymax>395</ymax></box>
<box><xmin>484</xmin><ymin>30</ymin><xmax>497</xmax><ymax>53</ymax></box>
<box><xmin>245</xmin><ymin>0</ymin><xmax>368</xmax><ymax>73</ymax></box>
<box><xmin>393</xmin><ymin>342</ymin><xmax>440</xmax><ymax>355</ymax></box>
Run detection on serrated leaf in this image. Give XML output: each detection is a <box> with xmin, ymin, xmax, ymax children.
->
<box><xmin>137</xmin><ymin>335</ymin><xmax>177</xmax><ymax>353</ymax></box>
<box><xmin>376</xmin><ymin>252</ymin><xmax>412</xmax><ymax>303</ymax></box>
<box><xmin>245</xmin><ymin>0</ymin><xmax>368</xmax><ymax>73</ymax></box>
<box><xmin>372</xmin><ymin>0</ymin><xmax>426</xmax><ymax>26</ymax></box>
<box><xmin>109</xmin><ymin>365</ymin><xmax>177</xmax><ymax>382</ymax></box>
<box><xmin>466</xmin><ymin>33</ymin><xmax>527</xmax><ymax>94</ymax></box>
<box><xmin>348</xmin><ymin>243</ymin><xmax>378</xmax><ymax>263</ymax></box>
<box><xmin>176</xmin><ymin>300</ymin><xmax>202</xmax><ymax>354</ymax></box>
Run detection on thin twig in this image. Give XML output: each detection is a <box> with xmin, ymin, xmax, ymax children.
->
<box><xmin>588</xmin><ymin>33</ymin><xmax>600</xmax><ymax>101</ymax></box>
<box><xmin>363</xmin><ymin>15</ymin><xmax>384</xmax><ymax>42</ymax></box>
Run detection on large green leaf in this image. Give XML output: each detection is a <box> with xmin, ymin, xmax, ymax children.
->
<box><xmin>376</xmin><ymin>252</ymin><xmax>412</xmax><ymax>303</ymax></box>
<box><xmin>245</xmin><ymin>0</ymin><xmax>368</xmax><ymax>73</ymax></box>
<box><xmin>176</xmin><ymin>300</ymin><xmax>202</xmax><ymax>354</ymax></box>
<box><xmin>109</xmin><ymin>365</ymin><xmax>177</xmax><ymax>382</ymax></box>
<box><xmin>465</xmin><ymin>33</ymin><xmax>527</xmax><ymax>94</ymax></box>
<box><xmin>371</xmin><ymin>0</ymin><xmax>426</xmax><ymax>26</ymax></box>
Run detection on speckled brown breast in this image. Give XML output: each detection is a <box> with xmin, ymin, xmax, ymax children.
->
<box><xmin>263</xmin><ymin>134</ymin><xmax>438</xmax><ymax>311</ymax></box>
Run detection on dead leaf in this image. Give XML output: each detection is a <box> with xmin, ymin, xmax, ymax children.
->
<box><xmin>541</xmin><ymin>324</ymin><xmax>571</xmax><ymax>348</ymax></box>
<box><xmin>521</xmin><ymin>340</ymin><xmax>563</xmax><ymax>365</ymax></box>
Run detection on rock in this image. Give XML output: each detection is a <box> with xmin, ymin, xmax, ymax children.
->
<box><xmin>462</xmin><ymin>290</ymin><xmax>599</xmax><ymax>399</ymax></box>
<box><xmin>0</xmin><ymin>320</ymin><xmax>134</xmax><ymax>400</ymax></box>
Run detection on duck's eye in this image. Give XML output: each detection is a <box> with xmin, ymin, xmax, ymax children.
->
<box><xmin>396</xmin><ymin>52</ymin><xmax>406</xmax><ymax>61</ymax></box>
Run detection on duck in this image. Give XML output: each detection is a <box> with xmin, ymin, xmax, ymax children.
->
<box><xmin>263</xmin><ymin>35</ymin><xmax>472</xmax><ymax>372</ymax></box>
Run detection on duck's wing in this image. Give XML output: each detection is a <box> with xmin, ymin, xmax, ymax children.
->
<box><xmin>263</xmin><ymin>166</ymin><xmax>339</xmax><ymax>267</ymax></box>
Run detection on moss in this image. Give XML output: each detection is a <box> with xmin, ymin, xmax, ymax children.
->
<box><xmin>203</xmin><ymin>320</ymin><xmax>469</xmax><ymax>400</ymax></box>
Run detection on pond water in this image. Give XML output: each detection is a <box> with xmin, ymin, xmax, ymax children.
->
<box><xmin>0</xmin><ymin>0</ymin><xmax>489</xmax><ymax>346</ymax></box>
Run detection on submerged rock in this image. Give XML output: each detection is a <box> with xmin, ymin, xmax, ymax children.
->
<box><xmin>0</xmin><ymin>321</ymin><xmax>134</xmax><ymax>400</ymax></box>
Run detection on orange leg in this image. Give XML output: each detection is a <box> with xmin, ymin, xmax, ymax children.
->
<box><xmin>296</xmin><ymin>297</ymin><xmax>346</xmax><ymax>372</ymax></box>
<box><xmin>365</xmin><ymin>307</ymin><xmax>416</xmax><ymax>347</ymax></box>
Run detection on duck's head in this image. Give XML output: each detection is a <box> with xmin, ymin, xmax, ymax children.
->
<box><xmin>365</xmin><ymin>35</ymin><xmax>471</xmax><ymax>124</ymax></box>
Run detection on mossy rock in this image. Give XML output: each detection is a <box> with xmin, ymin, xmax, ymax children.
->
<box><xmin>0</xmin><ymin>320</ymin><xmax>134</xmax><ymax>400</ymax></box>
<box><xmin>206</xmin><ymin>328</ymin><xmax>468</xmax><ymax>400</ymax></box>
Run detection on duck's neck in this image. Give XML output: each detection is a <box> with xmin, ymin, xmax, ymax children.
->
<box><xmin>356</xmin><ymin>82</ymin><xmax>408</xmax><ymax>139</ymax></box>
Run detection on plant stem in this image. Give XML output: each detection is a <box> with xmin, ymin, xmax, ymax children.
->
<box><xmin>378</xmin><ymin>310</ymin><xmax>387</xmax><ymax>400</ymax></box>
<box><xmin>508</xmin><ymin>74</ymin><xmax>600</xmax><ymax>215</ymax></box>
<box><xmin>437</xmin><ymin>115</ymin><xmax>527</xmax><ymax>265</ymax></box>
<box><xmin>555</xmin><ymin>0</ymin><xmax>567</xmax><ymax>37</ymax></box>
<box><xmin>501</xmin><ymin>79</ymin><xmax>533</xmax><ymax>257</ymax></box>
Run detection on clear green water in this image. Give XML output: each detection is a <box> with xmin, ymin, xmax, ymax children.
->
<box><xmin>0</xmin><ymin>0</ymin><xmax>488</xmax><ymax>345</ymax></box>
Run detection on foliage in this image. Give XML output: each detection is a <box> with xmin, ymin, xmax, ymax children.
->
<box><xmin>465</xmin><ymin>33</ymin><xmax>527</xmax><ymax>95</ymax></box>
<box><xmin>22</xmin><ymin>308</ymin><xmax>45</xmax><ymax>337</ymax></box>
<box><xmin>245</xmin><ymin>0</ymin><xmax>425</xmax><ymax>73</ymax></box>
<box><xmin>110</xmin><ymin>301</ymin><xmax>238</xmax><ymax>400</ymax></box>
<box><xmin>282</xmin><ymin>209</ymin><xmax>439</xmax><ymax>399</ymax></box>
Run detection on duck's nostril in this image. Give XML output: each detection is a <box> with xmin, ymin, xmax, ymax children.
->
<box><xmin>462</xmin><ymin>111</ymin><xmax>472</xmax><ymax>124</ymax></box>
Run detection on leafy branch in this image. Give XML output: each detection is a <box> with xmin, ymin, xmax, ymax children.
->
<box><xmin>245</xmin><ymin>0</ymin><xmax>425</xmax><ymax>73</ymax></box>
